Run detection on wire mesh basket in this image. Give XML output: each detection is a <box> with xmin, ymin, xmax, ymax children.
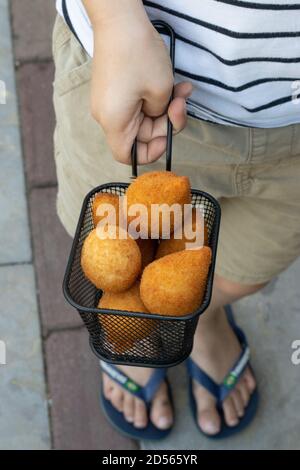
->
<box><xmin>62</xmin><ymin>21</ymin><xmax>221</xmax><ymax>367</ymax></box>
<box><xmin>63</xmin><ymin>182</ymin><xmax>220</xmax><ymax>367</ymax></box>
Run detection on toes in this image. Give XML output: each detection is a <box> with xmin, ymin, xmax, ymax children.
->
<box><xmin>230</xmin><ymin>389</ymin><xmax>245</xmax><ymax>418</ymax></box>
<box><xmin>150</xmin><ymin>383</ymin><xmax>173</xmax><ymax>430</ymax></box>
<box><xmin>103</xmin><ymin>375</ymin><xmax>113</xmax><ymax>400</ymax></box>
<box><xmin>134</xmin><ymin>399</ymin><xmax>148</xmax><ymax>429</ymax></box>
<box><xmin>244</xmin><ymin>368</ymin><xmax>257</xmax><ymax>394</ymax></box>
<box><xmin>237</xmin><ymin>379</ymin><xmax>250</xmax><ymax>407</ymax></box>
<box><xmin>223</xmin><ymin>396</ymin><xmax>239</xmax><ymax>427</ymax></box>
<box><xmin>198</xmin><ymin>407</ymin><xmax>221</xmax><ymax>435</ymax></box>
<box><xmin>123</xmin><ymin>393</ymin><xmax>135</xmax><ymax>423</ymax></box>
<box><xmin>194</xmin><ymin>384</ymin><xmax>221</xmax><ymax>435</ymax></box>
<box><xmin>110</xmin><ymin>387</ymin><xmax>124</xmax><ymax>413</ymax></box>
<box><xmin>223</xmin><ymin>370</ymin><xmax>256</xmax><ymax>426</ymax></box>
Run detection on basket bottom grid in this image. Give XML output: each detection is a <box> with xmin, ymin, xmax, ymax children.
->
<box><xmin>79</xmin><ymin>308</ymin><xmax>199</xmax><ymax>367</ymax></box>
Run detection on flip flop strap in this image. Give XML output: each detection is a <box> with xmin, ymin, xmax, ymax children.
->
<box><xmin>187</xmin><ymin>343</ymin><xmax>250</xmax><ymax>406</ymax></box>
<box><xmin>187</xmin><ymin>305</ymin><xmax>251</xmax><ymax>406</ymax></box>
<box><xmin>187</xmin><ymin>359</ymin><xmax>219</xmax><ymax>399</ymax></box>
<box><xmin>219</xmin><ymin>343</ymin><xmax>250</xmax><ymax>403</ymax></box>
<box><xmin>100</xmin><ymin>361</ymin><xmax>167</xmax><ymax>405</ymax></box>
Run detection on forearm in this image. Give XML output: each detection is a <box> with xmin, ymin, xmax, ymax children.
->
<box><xmin>83</xmin><ymin>0</ymin><xmax>149</xmax><ymax>28</ymax></box>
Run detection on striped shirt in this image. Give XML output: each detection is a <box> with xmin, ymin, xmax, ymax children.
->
<box><xmin>56</xmin><ymin>0</ymin><xmax>300</xmax><ymax>128</ymax></box>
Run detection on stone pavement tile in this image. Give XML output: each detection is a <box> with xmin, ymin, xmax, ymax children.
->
<box><xmin>0</xmin><ymin>124</ymin><xmax>31</xmax><ymax>264</ymax></box>
<box><xmin>46</xmin><ymin>328</ymin><xmax>139</xmax><ymax>450</ymax></box>
<box><xmin>0</xmin><ymin>265</ymin><xmax>51</xmax><ymax>450</ymax></box>
<box><xmin>0</xmin><ymin>0</ymin><xmax>31</xmax><ymax>264</ymax></box>
<box><xmin>11</xmin><ymin>0</ymin><xmax>56</xmax><ymax>62</ymax></box>
<box><xmin>29</xmin><ymin>187</ymin><xmax>83</xmax><ymax>333</ymax></box>
<box><xmin>142</xmin><ymin>258</ymin><xmax>300</xmax><ymax>450</ymax></box>
<box><xmin>17</xmin><ymin>62</ymin><xmax>56</xmax><ymax>187</ymax></box>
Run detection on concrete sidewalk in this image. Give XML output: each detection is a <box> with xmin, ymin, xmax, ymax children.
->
<box><xmin>1</xmin><ymin>0</ymin><xmax>299</xmax><ymax>450</ymax></box>
<box><xmin>0</xmin><ymin>0</ymin><xmax>50</xmax><ymax>450</ymax></box>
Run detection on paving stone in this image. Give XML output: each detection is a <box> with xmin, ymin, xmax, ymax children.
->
<box><xmin>11</xmin><ymin>0</ymin><xmax>56</xmax><ymax>62</ymax></box>
<box><xmin>17</xmin><ymin>62</ymin><xmax>56</xmax><ymax>187</ymax></box>
<box><xmin>0</xmin><ymin>129</ymin><xmax>32</xmax><ymax>264</ymax></box>
<box><xmin>0</xmin><ymin>0</ymin><xmax>31</xmax><ymax>264</ymax></box>
<box><xmin>46</xmin><ymin>328</ymin><xmax>139</xmax><ymax>450</ymax></box>
<box><xmin>29</xmin><ymin>187</ymin><xmax>83</xmax><ymax>333</ymax></box>
<box><xmin>142</xmin><ymin>258</ymin><xmax>300</xmax><ymax>450</ymax></box>
<box><xmin>0</xmin><ymin>265</ymin><xmax>51</xmax><ymax>450</ymax></box>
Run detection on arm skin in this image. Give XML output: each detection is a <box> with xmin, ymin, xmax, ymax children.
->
<box><xmin>83</xmin><ymin>0</ymin><xmax>193</xmax><ymax>165</ymax></box>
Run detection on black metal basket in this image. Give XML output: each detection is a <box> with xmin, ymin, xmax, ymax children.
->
<box><xmin>62</xmin><ymin>21</ymin><xmax>221</xmax><ymax>367</ymax></box>
<box><xmin>63</xmin><ymin>182</ymin><xmax>220</xmax><ymax>367</ymax></box>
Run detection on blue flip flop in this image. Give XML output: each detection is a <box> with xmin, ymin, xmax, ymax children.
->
<box><xmin>187</xmin><ymin>305</ymin><xmax>259</xmax><ymax>439</ymax></box>
<box><xmin>100</xmin><ymin>361</ymin><xmax>174</xmax><ymax>440</ymax></box>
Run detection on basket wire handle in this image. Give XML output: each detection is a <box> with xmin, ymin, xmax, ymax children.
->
<box><xmin>131</xmin><ymin>20</ymin><xmax>176</xmax><ymax>179</ymax></box>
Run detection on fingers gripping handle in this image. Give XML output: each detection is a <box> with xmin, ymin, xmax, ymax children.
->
<box><xmin>131</xmin><ymin>20</ymin><xmax>176</xmax><ymax>178</ymax></box>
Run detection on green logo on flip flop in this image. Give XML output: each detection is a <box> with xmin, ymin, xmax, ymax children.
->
<box><xmin>126</xmin><ymin>380</ymin><xmax>140</xmax><ymax>393</ymax></box>
<box><xmin>224</xmin><ymin>373</ymin><xmax>237</xmax><ymax>388</ymax></box>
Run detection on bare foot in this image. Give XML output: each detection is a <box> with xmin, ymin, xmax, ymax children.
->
<box><xmin>102</xmin><ymin>365</ymin><xmax>173</xmax><ymax>430</ymax></box>
<box><xmin>190</xmin><ymin>308</ymin><xmax>256</xmax><ymax>435</ymax></box>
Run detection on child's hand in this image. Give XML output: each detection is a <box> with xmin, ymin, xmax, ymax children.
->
<box><xmin>89</xmin><ymin>6</ymin><xmax>193</xmax><ymax>165</ymax></box>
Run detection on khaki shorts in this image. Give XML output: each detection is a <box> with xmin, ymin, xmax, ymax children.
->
<box><xmin>53</xmin><ymin>15</ymin><xmax>300</xmax><ymax>285</ymax></box>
